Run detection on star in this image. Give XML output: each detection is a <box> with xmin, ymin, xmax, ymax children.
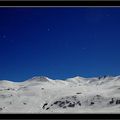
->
<box><xmin>2</xmin><ymin>34</ymin><xmax>6</xmax><ymax>39</ymax></box>
<box><xmin>47</xmin><ymin>28</ymin><xmax>50</xmax><ymax>32</ymax></box>
<box><xmin>0</xmin><ymin>34</ymin><xmax>6</xmax><ymax>39</ymax></box>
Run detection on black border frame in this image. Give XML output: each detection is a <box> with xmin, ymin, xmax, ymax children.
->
<box><xmin>0</xmin><ymin>0</ymin><xmax>120</xmax><ymax>119</ymax></box>
<box><xmin>0</xmin><ymin>113</ymin><xmax>120</xmax><ymax>119</ymax></box>
<box><xmin>0</xmin><ymin>1</ymin><xmax>120</xmax><ymax>6</ymax></box>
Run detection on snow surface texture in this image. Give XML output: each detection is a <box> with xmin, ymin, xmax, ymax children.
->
<box><xmin>0</xmin><ymin>75</ymin><xmax>120</xmax><ymax>113</ymax></box>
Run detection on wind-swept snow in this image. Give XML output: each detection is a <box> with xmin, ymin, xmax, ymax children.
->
<box><xmin>0</xmin><ymin>75</ymin><xmax>120</xmax><ymax>113</ymax></box>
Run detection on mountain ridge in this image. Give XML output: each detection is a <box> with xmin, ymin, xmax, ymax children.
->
<box><xmin>0</xmin><ymin>75</ymin><xmax>119</xmax><ymax>83</ymax></box>
<box><xmin>0</xmin><ymin>75</ymin><xmax>120</xmax><ymax>113</ymax></box>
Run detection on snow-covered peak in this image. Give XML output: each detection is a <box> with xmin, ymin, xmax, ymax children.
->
<box><xmin>66</xmin><ymin>76</ymin><xmax>88</xmax><ymax>85</ymax></box>
<box><xmin>72</xmin><ymin>76</ymin><xmax>85</xmax><ymax>79</ymax></box>
<box><xmin>114</xmin><ymin>75</ymin><xmax>120</xmax><ymax>80</ymax></box>
<box><xmin>0</xmin><ymin>80</ymin><xmax>17</xmax><ymax>85</ymax></box>
<box><xmin>66</xmin><ymin>76</ymin><xmax>85</xmax><ymax>80</ymax></box>
<box><xmin>26</xmin><ymin>76</ymin><xmax>50</xmax><ymax>82</ymax></box>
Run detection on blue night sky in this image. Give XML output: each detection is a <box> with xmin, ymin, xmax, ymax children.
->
<box><xmin>0</xmin><ymin>7</ymin><xmax>120</xmax><ymax>82</ymax></box>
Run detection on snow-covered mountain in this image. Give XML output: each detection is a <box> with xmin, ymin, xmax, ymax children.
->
<box><xmin>0</xmin><ymin>75</ymin><xmax>120</xmax><ymax>113</ymax></box>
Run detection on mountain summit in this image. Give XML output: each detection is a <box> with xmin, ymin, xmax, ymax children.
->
<box><xmin>26</xmin><ymin>76</ymin><xmax>50</xmax><ymax>82</ymax></box>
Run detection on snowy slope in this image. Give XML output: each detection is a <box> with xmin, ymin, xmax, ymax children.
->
<box><xmin>0</xmin><ymin>75</ymin><xmax>120</xmax><ymax>113</ymax></box>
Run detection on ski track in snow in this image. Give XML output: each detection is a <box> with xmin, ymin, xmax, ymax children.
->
<box><xmin>0</xmin><ymin>75</ymin><xmax>120</xmax><ymax>113</ymax></box>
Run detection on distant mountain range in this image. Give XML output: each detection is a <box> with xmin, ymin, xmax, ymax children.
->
<box><xmin>0</xmin><ymin>75</ymin><xmax>120</xmax><ymax>113</ymax></box>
